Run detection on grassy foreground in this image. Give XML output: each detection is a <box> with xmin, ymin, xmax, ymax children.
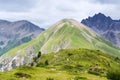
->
<box><xmin>0</xmin><ymin>49</ymin><xmax>120</xmax><ymax>80</ymax></box>
<box><xmin>0</xmin><ymin>66</ymin><xmax>107</xmax><ymax>80</ymax></box>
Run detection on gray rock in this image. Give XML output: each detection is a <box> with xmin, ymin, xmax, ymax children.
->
<box><xmin>0</xmin><ymin>46</ymin><xmax>37</xmax><ymax>72</ymax></box>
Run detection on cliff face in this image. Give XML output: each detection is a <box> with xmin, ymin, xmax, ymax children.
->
<box><xmin>81</xmin><ymin>13</ymin><xmax>120</xmax><ymax>47</ymax></box>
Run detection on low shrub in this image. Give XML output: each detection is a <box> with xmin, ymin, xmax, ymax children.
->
<box><xmin>36</xmin><ymin>60</ymin><xmax>49</xmax><ymax>67</ymax></box>
<box><xmin>88</xmin><ymin>70</ymin><xmax>101</xmax><ymax>76</ymax></box>
<box><xmin>74</xmin><ymin>76</ymin><xmax>88</xmax><ymax>80</ymax></box>
<box><xmin>107</xmin><ymin>68</ymin><xmax>120</xmax><ymax>80</ymax></box>
<box><xmin>46</xmin><ymin>77</ymin><xmax>54</xmax><ymax>80</ymax></box>
<box><xmin>62</xmin><ymin>65</ymin><xmax>74</xmax><ymax>70</ymax></box>
<box><xmin>36</xmin><ymin>62</ymin><xmax>45</xmax><ymax>67</ymax></box>
<box><xmin>14</xmin><ymin>72</ymin><xmax>31</xmax><ymax>78</ymax></box>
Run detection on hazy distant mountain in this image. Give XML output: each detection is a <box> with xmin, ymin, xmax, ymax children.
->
<box><xmin>0</xmin><ymin>19</ymin><xmax>119</xmax><ymax>71</ymax></box>
<box><xmin>81</xmin><ymin>13</ymin><xmax>120</xmax><ymax>47</ymax></box>
<box><xmin>0</xmin><ymin>20</ymin><xmax>44</xmax><ymax>56</ymax></box>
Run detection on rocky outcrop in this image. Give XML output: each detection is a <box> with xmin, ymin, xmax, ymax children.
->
<box><xmin>81</xmin><ymin>13</ymin><xmax>120</xmax><ymax>47</ymax></box>
<box><xmin>0</xmin><ymin>46</ymin><xmax>37</xmax><ymax>72</ymax></box>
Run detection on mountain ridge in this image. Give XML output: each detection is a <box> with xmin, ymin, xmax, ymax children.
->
<box><xmin>0</xmin><ymin>19</ymin><xmax>120</xmax><ymax>71</ymax></box>
<box><xmin>0</xmin><ymin>19</ymin><xmax>44</xmax><ymax>56</ymax></box>
<box><xmin>81</xmin><ymin>13</ymin><xmax>120</xmax><ymax>47</ymax></box>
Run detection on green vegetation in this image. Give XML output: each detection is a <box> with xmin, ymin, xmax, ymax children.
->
<box><xmin>107</xmin><ymin>68</ymin><xmax>120</xmax><ymax>80</ymax></box>
<box><xmin>0</xmin><ymin>66</ymin><xmax>74</xmax><ymax>80</ymax></box>
<box><xmin>14</xmin><ymin>72</ymin><xmax>31</xmax><ymax>78</ymax></box>
<box><xmin>0</xmin><ymin>49</ymin><xmax>120</xmax><ymax>80</ymax></box>
<box><xmin>38</xmin><ymin>49</ymin><xmax>120</xmax><ymax>75</ymax></box>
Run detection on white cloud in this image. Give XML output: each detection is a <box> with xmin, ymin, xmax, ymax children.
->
<box><xmin>0</xmin><ymin>0</ymin><xmax>119</xmax><ymax>28</ymax></box>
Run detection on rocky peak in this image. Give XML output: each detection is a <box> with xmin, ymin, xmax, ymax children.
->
<box><xmin>81</xmin><ymin>13</ymin><xmax>113</xmax><ymax>32</ymax></box>
<box><xmin>93</xmin><ymin>13</ymin><xmax>112</xmax><ymax>21</ymax></box>
<box><xmin>81</xmin><ymin>13</ymin><xmax>120</xmax><ymax>47</ymax></box>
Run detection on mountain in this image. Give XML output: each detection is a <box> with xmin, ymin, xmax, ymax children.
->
<box><xmin>0</xmin><ymin>49</ymin><xmax>120</xmax><ymax>80</ymax></box>
<box><xmin>81</xmin><ymin>13</ymin><xmax>120</xmax><ymax>47</ymax></box>
<box><xmin>0</xmin><ymin>20</ymin><xmax>44</xmax><ymax>56</ymax></box>
<box><xmin>0</xmin><ymin>19</ymin><xmax>120</xmax><ymax>71</ymax></box>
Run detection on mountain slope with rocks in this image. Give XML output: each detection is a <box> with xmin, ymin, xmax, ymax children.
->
<box><xmin>0</xmin><ymin>19</ymin><xmax>120</xmax><ymax>71</ymax></box>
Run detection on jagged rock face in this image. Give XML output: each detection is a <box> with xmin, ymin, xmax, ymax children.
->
<box><xmin>0</xmin><ymin>20</ymin><xmax>44</xmax><ymax>56</ymax></box>
<box><xmin>0</xmin><ymin>46</ymin><xmax>37</xmax><ymax>72</ymax></box>
<box><xmin>81</xmin><ymin>13</ymin><xmax>120</xmax><ymax>47</ymax></box>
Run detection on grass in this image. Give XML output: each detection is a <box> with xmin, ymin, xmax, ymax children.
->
<box><xmin>0</xmin><ymin>49</ymin><xmax>120</xmax><ymax>80</ymax></box>
<box><xmin>0</xmin><ymin>67</ymin><xmax>74</xmax><ymax>80</ymax></box>
<box><xmin>1</xmin><ymin>49</ymin><xmax>119</xmax><ymax>80</ymax></box>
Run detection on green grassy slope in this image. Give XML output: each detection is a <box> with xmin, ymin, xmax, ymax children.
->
<box><xmin>35</xmin><ymin>19</ymin><xmax>120</xmax><ymax>56</ymax></box>
<box><xmin>37</xmin><ymin>19</ymin><xmax>120</xmax><ymax>57</ymax></box>
<box><xmin>38</xmin><ymin>49</ymin><xmax>120</xmax><ymax>74</ymax></box>
<box><xmin>0</xmin><ymin>49</ymin><xmax>120</xmax><ymax>80</ymax></box>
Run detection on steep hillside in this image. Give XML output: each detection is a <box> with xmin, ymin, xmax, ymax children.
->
<box><xmin>0</xmin><ymin>20</ymin><xmax>44</xmax><ymax>56</ymax></box>
<box><xmin>0</xmin><ymin>19</ymin><xmax>120</xmax><ymax>71</ymax></box>
<box><xmin>0</xmin><ymin>49</ymin><xmax>120</xmax><ymax>80</ymax></box>
<box><xmin>81</xmin><ymin>13</ymin><xmax>120</xmax><ymax>47</ymax></box>
<box><xmin>39</xmin><ymin>19</ymin><xmax>120</xmax><ymax>55</ymax></box>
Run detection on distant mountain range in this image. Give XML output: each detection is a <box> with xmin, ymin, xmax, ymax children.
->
<box><xmin>81</xmin><ymin>13</ymin><xmax>120</xmax><ymax>47</ymax></box>
<box><xmin>0</xmin><ymin>19</ymin><xmax>119</xmax><ymax>71</ymax></box>
<box><xmin>0</xmin><ymin>20</ymin><xmax>44</xmax><ymax>56</ymax></box>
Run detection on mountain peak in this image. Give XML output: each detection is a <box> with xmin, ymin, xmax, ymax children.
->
<box><xmin>81</xmin><ymin>13</ymin><xmax>120</xmax><ymax>47</ymax></box>
<box><xmin>61</xmin><ymin>18</ymin><xmax>79</xmax><ymax>24</ymax></box>
<box><xmin>13</xmin><ymin>20</ymin><xmax>34</xmax><ymax>25</ymax></box>
<box><xmin>88</xmin><ymin>13</ymin><xmax>112</xmax><ymax>21</ymax></box>
<box><xmin>53</xmin><ymin>18</ymin><xmax>94</xmax><ymax>32</ymax></box>
<box><xmin>0</xmin><ymin>20</ymin><xmax>11</xmax><ymax>24</ymax></box>
<box><xmin>81</xmin><ymin>13</ymin><xmax>113</xmax><ymax>31</ymax></box>
<box><xmin>95</xmin><ymin>13</ymin><xmax>106</xmax><ymax>17</ymax></box>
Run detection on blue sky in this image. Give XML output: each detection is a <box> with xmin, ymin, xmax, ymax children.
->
<box><xmin>0</xmin><ymin>0</ymin><xmax>120</xmax><ymax>28</ymax></box>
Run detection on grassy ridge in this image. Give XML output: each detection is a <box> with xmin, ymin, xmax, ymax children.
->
<box><xmin>39</xmin><ymin>49</ymin><xmax>120</xmax><ymax>72</ymax></box>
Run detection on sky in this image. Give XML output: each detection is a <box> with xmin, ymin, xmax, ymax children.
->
<box><xmin>0</xmin><ymin>0</ymin><xmax>120</xmax><ymax>28</ymax></box>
